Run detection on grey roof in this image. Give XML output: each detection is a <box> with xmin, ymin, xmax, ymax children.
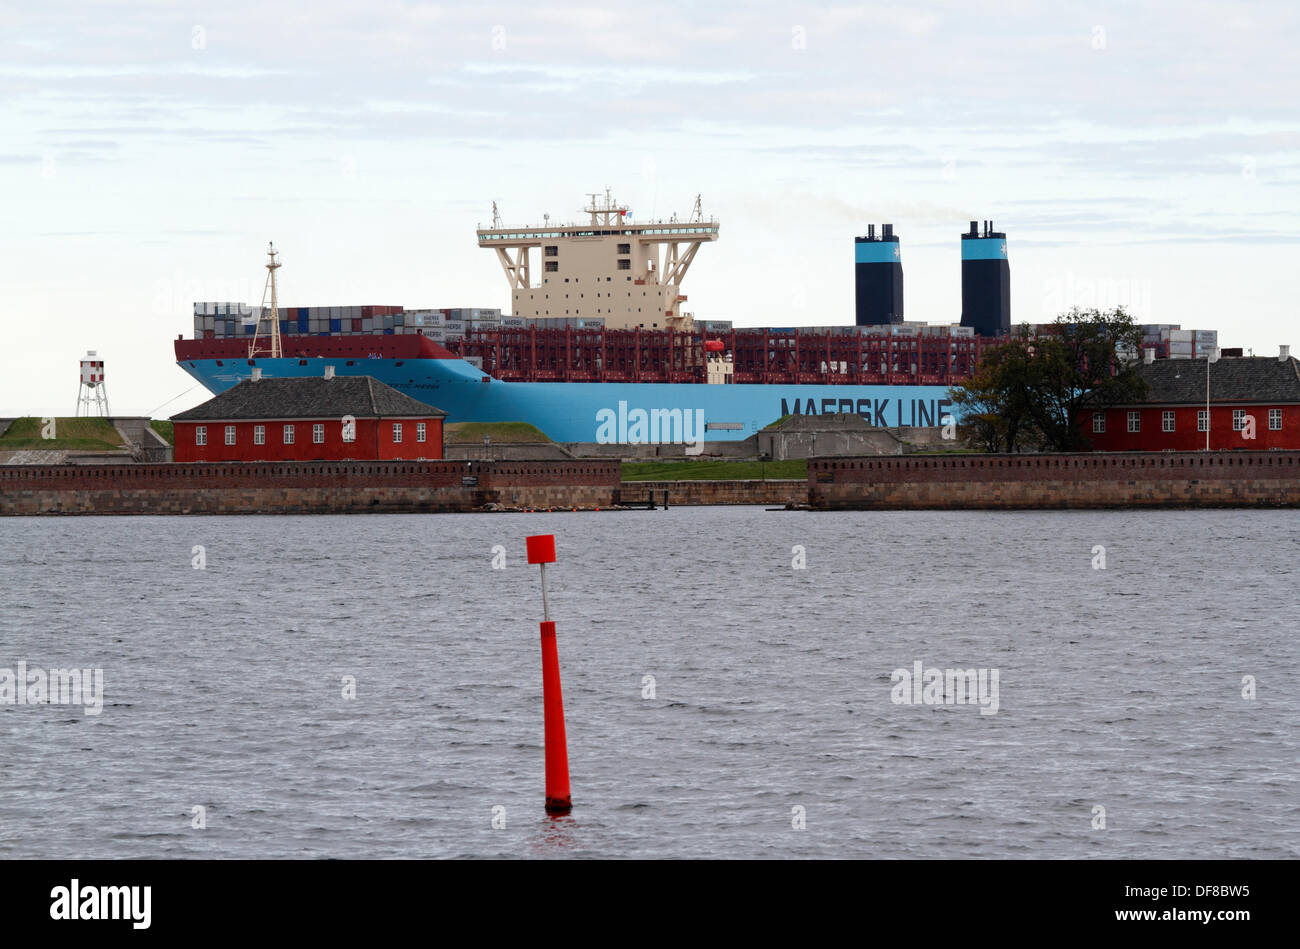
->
<box><xmin>1130</xmin><ymin>355</ymin><xmax>1300</xmax><ymax>405</ymax></box>
<box><xmin>171</xmin><ymin>376</ymin><xmax>446</xmax><ymax>421</ymax></box>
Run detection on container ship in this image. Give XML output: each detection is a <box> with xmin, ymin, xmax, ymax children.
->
<box><xmin>176</xmin><ymin>192</ymin><xmax>1018</xmax><ymax>443</ymax></box>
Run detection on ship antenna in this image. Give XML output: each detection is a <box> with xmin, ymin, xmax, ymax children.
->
<box><xmin>249</xmin><ymin>241</ymin><xmax>283</xmax><ymax>360</ymax></box>
<box><xmin>691</xmin><ymin>194</ymin><xmax>703</xmax><ymax>223</ymax></box>
<box><xmin>491</xmin><ymin>201</ymin><xmax>502</xmax><ymax>229</ymax></box>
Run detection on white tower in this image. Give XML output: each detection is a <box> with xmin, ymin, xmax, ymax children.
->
<box><xmin>249</xmin><ymin>242</ymin><xmax>284</xmax><ymax>359</ymax></box>
<box><xmin>76</xmin><ymin>351</ymin><xmax>110</xmax><ymax>417</ymax></box>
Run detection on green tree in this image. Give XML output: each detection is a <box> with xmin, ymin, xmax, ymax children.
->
<box><xmin>950</xmin><ymin>307</ymin><xmax>1149</xmax><ymax>452</ymax></box>
<box><xmin>949</xmin><ymin>332</ymin><xmax>1044</xmax><ymax>452</ymax></box>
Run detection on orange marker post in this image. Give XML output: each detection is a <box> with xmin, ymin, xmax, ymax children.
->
<box><xmin>526</xmin><ymin>533</ymin><xmax>571</xmax><ymax>814</ymax></box>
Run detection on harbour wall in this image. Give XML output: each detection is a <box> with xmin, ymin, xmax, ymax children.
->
<box><xmin>809</xmin><ymin>451</ymin><xmax>1300</xmax><ymax>509</ymax></box>
<box><xmin>617</xmin><ymin>480</ymin><xmax>808</xmax><ymax>507</ymax></box>
<box><xmin>0</xmin><ymin>460</ymin><xmax>621</xmax><ymax>516</ymax></box>
<box><xmin>8</xmin><ymin>452</ymin><xmax>1300</xmax><ymax>515</ymax></box>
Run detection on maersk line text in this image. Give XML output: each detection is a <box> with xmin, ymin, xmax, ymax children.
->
<box><xmin>781</xmin><ymin>396</ymin><xmax>953</xmax><ymax>427</ymax></box>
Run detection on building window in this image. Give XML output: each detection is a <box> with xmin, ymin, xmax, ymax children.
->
<box><xmin>254</xmin><ymin>425</ymin><xmax>265</xmax><ymax>445</ymax></box>
<box><xmin>1127</xmin><ymin>411</ymin><xmax>1140</xmax><ymax>433</ymax></box>
<box><xmin>1233</xmin><ymin>409</ymin><xmax>1246</xmax><ymax>431</ymax></box>
<box><xmin>417</xmin><ymin>422</ymin><xmax>426</xmax><ymax>443</ymax></box>
<box><xmin>1198</xmin><ymin>410</ymin><xmax>1209</xmax><ymax>432</ymax></box>
<box><xmin>195</xmin><ymin>426</ymin><xmax>207</xmax><ymax>446</ymax></box>
<box><xmin>225</xmin><ymin>425</ymin><xmax>236</xmax><ymax>445</ymax></box>
<box><xmin>544</xmin><ymin>246</ymin><xmax>557</xmax><ymax>256</ymax></box>
<box><xmin>342</xmin><ymin>419</ymin><xmax>355</xmax><ymax>443</ymax></box>
<box><xmin>393</xmin><ymin>423</ymin><xmax>402</xmax><ymax>443</ymax></box>
<box><xmin>1092</xmin><ymin>412</ymin><xmax>1105</xmax><ymax>434</ymax></box>
<box><xmin>313</xmin><ymin>423</ymin><xmax>324</xmax><ymax>444</ymax></box>
<box><xmin>617</xmin><ymin>259</ymin><xmax>631</xmax><ymax>270</ymax></box>
<box><xmin>544</xmin><ymin>261</ymin><xmax>558</xmax><ymax>272</ymax></box>
<box><xmin>617</xmin><ymin>243</ymin><xmax>630</xmax><ymax>254</ymax></box>
<box><xmin>284</xmin><ymin>424</ymin><xmax>295</xmax><ymax>445</ymax></box>
<box><xmin>1162</xmin><ymin>411</ymin><xmax>1175</xmax><ymax>432</ymax></box>
<box><xmin>1269</xmin><ymin>408</ymin><xmax>1282</xmax><ymax>430</ymax></box>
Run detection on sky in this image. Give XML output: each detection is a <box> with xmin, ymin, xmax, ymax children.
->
<box><xmin>2</xmin><ymin>1</ymin><xmax>1297</xmax><ymax>417</ymax></box>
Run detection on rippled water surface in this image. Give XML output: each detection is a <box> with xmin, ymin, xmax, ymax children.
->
<box><xmin>1</xmin><ymin>509</ymin><xmax>1296</xmax><ymax>858</ymax></box>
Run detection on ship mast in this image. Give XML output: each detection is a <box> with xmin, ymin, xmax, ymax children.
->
<box><xmin>249</xmin><ymin>242</ymin><xmax>283</xmax><ymax>359</ymax></box>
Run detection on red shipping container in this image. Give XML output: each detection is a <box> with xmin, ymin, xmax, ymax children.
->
<box><xmin>351</xmin><ymin>319</ymin><xmax>363</xmax><ymax>331</ymax></box>
<box><xmin>362</xmin><ymin>306</ymin><xmax>374</xmax><ymax>318</ymax></box>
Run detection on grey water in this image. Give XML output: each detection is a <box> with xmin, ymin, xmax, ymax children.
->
<box><xmin>0</xmin><ymin>508</ymin><xmax>1295</xmax><ymax>859</ymax></box>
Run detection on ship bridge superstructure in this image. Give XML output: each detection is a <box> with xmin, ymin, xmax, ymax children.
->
<box><xmin>477</xmin><ymin>189</ymin><xmax>719</xmax><ymax>331</ymax></box>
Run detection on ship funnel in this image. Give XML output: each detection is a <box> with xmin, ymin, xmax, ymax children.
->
<box><xmin>959</xmin><ymin>219</ymin><xmax>1010</xmax><ymax>337</ymax></box>
<box><xmin>854</xmin><ymin>224</ymin><xmax>904</xmax><ymax>326</ymax></box>
<box><xmin>251</xmin><ymin>367</ymin><xmax>263</xmax><ymax>381</ymax></box>
<box><xmin>324</xmin><ymin>365</ymin><xmax>336</xmax><ymax>380</ymax></box>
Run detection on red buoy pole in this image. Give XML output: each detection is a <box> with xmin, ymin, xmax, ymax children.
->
<box><xmin>527</xmin><ymin>535</ymin><xmax>571</xmax><ymax>814</ymax></box>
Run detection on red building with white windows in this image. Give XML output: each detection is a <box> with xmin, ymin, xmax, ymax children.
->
<box><xmin>1084</xmin><ymin>350</ymin><xmax>1300</xmax><ymax>452</ymax></box>
<box><xmin>171</xmin><ymin>372</ymin><xmax>446</xmax><ymax>463</ymax></box>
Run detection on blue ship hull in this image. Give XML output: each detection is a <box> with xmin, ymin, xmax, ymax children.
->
<box><xmin>177</xmin><ymin>355</ymin><xmax>959</xmax><ymax>443</ymax></box>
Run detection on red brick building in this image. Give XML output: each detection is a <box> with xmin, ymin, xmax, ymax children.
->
<box><xmin>1085</xmin><ymin>352</ymin><xmax>1300</xmax><ymax>452</ymax></box>
<box><xmin>172</xmin><ymin>373</ymin><xmax>447</xmax><ymax>463</ymax></box>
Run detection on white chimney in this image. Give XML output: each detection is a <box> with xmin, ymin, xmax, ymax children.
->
<box><xmin>324</xmin><ymin>365</ymin><xmax>336</xmax><ymax>380</ymax></box>
<box><xmin>1143</xmin><ymin>348</ymin><xmax>1155</xmax><ymax>365</ymax></box>
<box><xmin>1281</xmin><ymin>344</ymin><xmax>1291</xmax><ymax>361</ymax></box>
<box><xmin>251</xmin><ymin>367</ymin><xmax>262</xmax><ymax>381</ymax></box>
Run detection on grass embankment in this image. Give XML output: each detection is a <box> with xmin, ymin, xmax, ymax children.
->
<box><xmin>0</xmin><ymin>417</ymin><xmax>124</xmax><ymax>451</ymax></box>
<box><xmin>150</xmin><ymin>420</ymin><xmax>175</xmax><ymax>445</ymax></box>
<box><xmin>444</xmin><ymin>421</ymin><xmax>553</xmax><ymax>444</ymax></box>
<box><xmin>621</xmin><ymin>459</ymin><xmax>807</xmax><ymax>481</ymax></box>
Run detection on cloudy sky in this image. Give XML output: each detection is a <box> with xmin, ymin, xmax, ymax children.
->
<box><xmin>2</xmin><ymin>1</ymin><xmax>1297</xmax><ymax>416</ymax></box>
